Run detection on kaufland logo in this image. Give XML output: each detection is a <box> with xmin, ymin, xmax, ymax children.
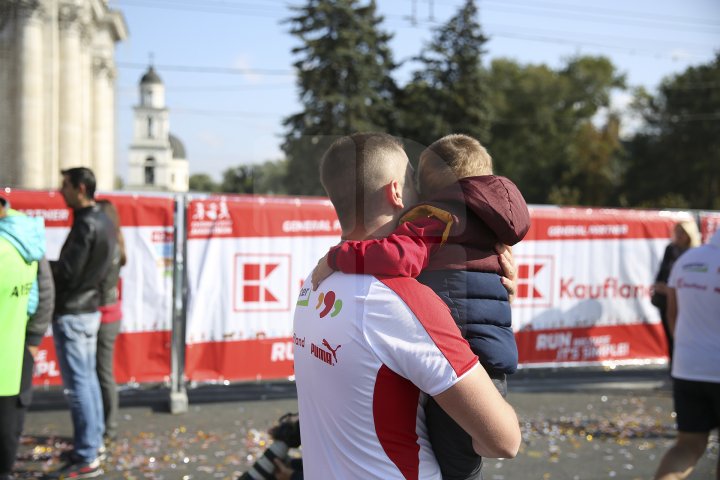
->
<box><xmin>233</xmin><ymin>253</ymin><xmax>291</xmax><ymax>312</ymax></box>
<box><xmin>515</xmin><ymin>256</ymin><xmax>554</xmax><ymax>308</ymax></box>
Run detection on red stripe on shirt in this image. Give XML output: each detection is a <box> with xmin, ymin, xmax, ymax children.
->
<box><xmin>378</xmin><ymin>277</ymin><xmax>478</xmax><ymax>378</ymax></box>
<box><xmin>373</xmin><ymin>364</ymin><xmax>421</xmax><ymax>480</ymax></box>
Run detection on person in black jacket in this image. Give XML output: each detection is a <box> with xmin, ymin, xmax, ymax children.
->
<box><xmin>651</xmin><ymin>220</ymin><xmax>700</xmax><ymax>361</ymax></box>
<box><xmin>48</xmin><ymin>168</ymin><xmax>116</xmax><ymax>479</ymax></box>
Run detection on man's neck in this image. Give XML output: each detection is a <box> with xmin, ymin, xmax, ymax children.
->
<box><xmin>75</xmin><ymin>198</ymin><xmax>95</xmax><ymax>210</ymax></box>
<box><xmin>341</xmin><ymin>215</ymin><xmax>399</xmax><ymax>241</ymax></box>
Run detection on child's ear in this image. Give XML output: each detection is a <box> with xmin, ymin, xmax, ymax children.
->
<box><xmin>385</xmin><ymin>180</ymin><xmax>404</xmax><ymax>209</ymax></box>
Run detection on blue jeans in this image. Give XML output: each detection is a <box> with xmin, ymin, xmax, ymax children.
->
<box><xmin>53</xmin><ymin>313</ymin><xmax>104</xmax><ymax>462</ymax></box>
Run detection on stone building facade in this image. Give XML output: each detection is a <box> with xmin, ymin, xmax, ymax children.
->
<box><xmin>0</xmin><ymin>0</ymin><xmax>127</xmax><ymax>191</ymax></box>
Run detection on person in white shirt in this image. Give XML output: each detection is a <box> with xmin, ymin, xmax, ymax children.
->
<box><xmin>654</xmin><ymin>227</ymin><xmax>720</xmax><ymax>480</ymax></box>
<box><xmin>293</xmin><ymin>132</ymin><xmax>521</xmax><ymax>479</ymax></box>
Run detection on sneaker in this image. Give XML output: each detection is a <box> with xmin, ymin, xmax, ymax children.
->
<box><xmin>45</xmin><ymin>458</ymin><xmax>102</xmax><ymax>479</ymax></box>
<box><xmin>96</xmin><ymin>445</ymin><xmax>107</xmax><ymax>463</ymax></box>
<box><xmin>59</xmin><ymin>446</ymin><xmax>106</xmax><ymax>464</ymax></box>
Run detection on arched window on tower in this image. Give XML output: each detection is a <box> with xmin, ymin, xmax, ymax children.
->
<box><xmin>147</xmin><ymin>116</ymin><xmax>154</xmax><ymax>138</ymax></box>
<box><xmin>144</xmin><ymin>157</ymin><xmax>156</xmax><ymax>185</ymax></box>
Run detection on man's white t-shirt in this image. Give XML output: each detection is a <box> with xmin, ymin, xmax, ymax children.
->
<box><xmin>668</xmin><ymin>230</ymin><xmax>720</xmax><ymax>383</ymax></box>
<box><xmin>293</xmin><ymin>272</ymin><xmax>479</xmax><ymax>480</ymax></box>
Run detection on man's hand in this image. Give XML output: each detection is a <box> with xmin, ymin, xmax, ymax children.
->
<box><xmin>495</xmin><ymin>243</ymin><xmax>517</xmax><ymax>304</ymax></box>
<box><xmin>311</xmin><ymin>254</ymin><xmax>334</xmax><ymax>291</ymax></box>
<box><xmin>273</xmin><ymin>458</ymin><xmax>294</xmax><ymax>480</ymax></box>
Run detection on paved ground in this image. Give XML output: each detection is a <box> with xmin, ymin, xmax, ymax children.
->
<box><xmin>14</xmin><ymin>369</ymin><xmax>719</xmax><ymax>479</ymax></box>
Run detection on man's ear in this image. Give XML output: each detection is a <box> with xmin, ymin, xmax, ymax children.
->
<box><xmin>78</xmin><ymin>183</ymin><xmax>87</xmax><ymax>198</ymax></box>
<box><xmin>385</xmin><ymin>180</ymin><xmax>404</xmax><ymax>210</ymax></box>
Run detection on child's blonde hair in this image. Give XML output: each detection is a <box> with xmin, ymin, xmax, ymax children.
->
<box><xmin>418</xmin><ymin>134</ymin><xmax>493</xmax><ymax>197</ymax></box>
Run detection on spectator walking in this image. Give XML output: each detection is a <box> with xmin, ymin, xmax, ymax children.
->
<box><xmin>651</xmin><ymin>220</ymin><xmax>701</xmax><ymax>360</ymax></box>
<box><xmin>0</xmin><ymin>196</ymin><xmax>49</xmax><ymax>480</ymax></box>
<box><xmin>654</xmin><ymin>227</ymin><xmax>720</xmax><ymax>480</ymax></box>
<box><xmin>95</xmin><ymin>199</ymin><xmax>127</xmax><ymax>444</ymax></box>
<box><xmin>48</xmin><ymin>168</ymin><xmax>116</xmax><ymax>479</ymax></box>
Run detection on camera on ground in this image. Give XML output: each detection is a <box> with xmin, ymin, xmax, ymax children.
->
<box><xmin>239</xmin><ymin>412</ymin><xmax>301</xmax><ymax>480</ymax></box>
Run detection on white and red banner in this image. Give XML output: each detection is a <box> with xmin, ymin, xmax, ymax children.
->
<box><xmin>8</xmin><ymin>188</ymin><xmax>718</xmax><ymax>382</ymax></box>
<box><xmin>184</xmin><ymin>195</ymin><xmax>341</xmax><ymax>381</ymax></box>
<box><xmin>2</xmin><ymin>190</ymin><xmax>174</xmax><ymax>386</ymax></box>
<box><xmin>512</xmin><ymin>207</ymin><xmax>692</xmax><ymax>367</ymax></box>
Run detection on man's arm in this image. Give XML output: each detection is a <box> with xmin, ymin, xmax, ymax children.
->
<box><xmin>26</xmin><ymin>257</ymin><xmax>55</xmax><ymax>353</ymax></box>
<box><xmin>51</xmin><ymin>220</ymin><xmax>94</xmax><ymax>289</ymax></box>
<box><xmin>367</xmin><ymin>277</ymin><xmax>521</xmax><ymax>458</ymax></box>
<box><xmin>433</xmin><ymin>366</ymin><xmax>521</xmax><ymax>458</ymax></box>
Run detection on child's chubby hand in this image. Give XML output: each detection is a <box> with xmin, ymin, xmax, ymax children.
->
<box><xmin>495</xmin><ymin>243</ymin><xmax>517</xmax><ymax>303</ymax></box>
<box><xmin>312</xmin><ymin>253</ymin><xmax>334</xmax><ymax>290</ymax></box>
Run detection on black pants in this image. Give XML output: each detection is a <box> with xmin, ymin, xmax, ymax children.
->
<box><xmin>425</xmin><ymin>371</ymin><xmax>508</xmax><ymax>480</ymax></box>
<box><xmin>0</xmin><ymin>347</ymin><xmax>34</xmax><ymax>478</ymax></box>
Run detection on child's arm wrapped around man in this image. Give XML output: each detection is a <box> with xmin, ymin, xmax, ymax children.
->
<box><xmin>311</xmin><ymin>213</ymin><xmax>452</xmax><ymax>289</ymax></box>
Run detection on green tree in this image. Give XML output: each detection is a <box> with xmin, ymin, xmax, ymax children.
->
<box><xmin>253</xmin><ymin>159</ymin><xmax>289</xmax><ymax>195</ymax></box>
<box><xmin>282</xmin><ymin>0</ymin><xmax>397</xmax><ymax>195</ymax></box>
<box><xmin>623</xmin><ymin>54</ymin><xmax>720</xmax><ymax>209</ymax></box>
<box><xmin>217</xmin><ymin>160</ymin><xmax>289</xmax><ymax>195</ymax></box>
<box><xmin>553</xmin><ymin>115</ymin><xmax>624</xmax><ymax>206</ymax></box>
<box><xmin>486</xmin><ymin>56</ymin><xmax>625</xmax><ymax>205</ymax></box>
<box><xmin>188</xmin><ymin>173</ymin><xmax>218</xmax><ymax>193</ymax></box>
<box><xmin>397</xmin><ymin>0</ymin><xmax>491</xmax><ymax>148</ymax></box>
<box><xmin>220</xmin><ymin>166</ymin><xmax>254</xmax><ymax>194</ymax></box>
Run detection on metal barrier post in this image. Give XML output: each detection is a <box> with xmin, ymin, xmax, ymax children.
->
<box><xmin>169</xmin><ymin>195</ymin><xmax>189</xmax><ymax>413</ymax></box>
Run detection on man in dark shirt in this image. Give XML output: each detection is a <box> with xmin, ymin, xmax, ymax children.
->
<box><xmin>48</xmin><ymin>168</ymin><xmax>116</xmax><ymax>479</ymax></box>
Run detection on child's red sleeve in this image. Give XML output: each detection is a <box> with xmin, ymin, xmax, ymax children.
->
<box><xmin>327</xmin><ymin>216</ymin><xmax>447</xmax><ymax>277</ymax></box>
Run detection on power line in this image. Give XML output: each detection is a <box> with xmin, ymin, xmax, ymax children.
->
<box><xmin>478</xmin><ymin>0</ymin><xmax>720</xmax><ymax>29</ymax></box>
<box><xmin>115</xmin><ymin>0</ymin><xmax>720</xmax><ymax>34</ymax></box>
<box><xmin>110</xmin><ymin>1</ymin><xmax>717</xmax><ymax>68</ymax></box>
<box><xmin>116</xmin><ymin>62</ymin><xmax>295</xmax><ymax>76</ymax></box>
<box><xmin>118</xmin><ymin>83</ymin><xmax>294</xmax><ymax>92</ymax></box>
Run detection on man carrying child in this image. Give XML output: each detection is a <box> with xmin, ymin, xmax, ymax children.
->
<box><xmin>295</xmin><ymin>132</ymin><xmax>522</xmax><ymax>479</ymax></box>
<box><xmin>313</xmin><ymin>133</ymin><xmax>530</xmax><ymax>479</ymax></box>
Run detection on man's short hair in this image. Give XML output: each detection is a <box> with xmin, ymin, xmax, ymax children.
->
<box><xmin>419</xmin><ymin>134</ymin><xmax>493</xmax><ymax>197</ymax></box>
<box><xmin>320</xmin><ymin>133</ymin><xmax>407</xmax><ymax>232</ymax></box>
<box><xmin>61</xmin><ymin>167</ymin><xmax>97</xmax><ymax>199</ymax></box>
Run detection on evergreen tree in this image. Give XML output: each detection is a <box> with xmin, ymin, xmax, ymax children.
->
<box><xmin>282</xmin><ymin>0</ymin><xmax>397</xmax><ymax>195</ymax></box>
<box><xmin>398</xmin><ymin>0</ymin><xmax>491</xmax><ymax>149</ymax></box>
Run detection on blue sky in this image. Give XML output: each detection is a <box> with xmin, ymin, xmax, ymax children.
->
<box><xmin>111</xmin><ymin>0</ymin><xmax>720</xmax><ymax>182</ymax></box>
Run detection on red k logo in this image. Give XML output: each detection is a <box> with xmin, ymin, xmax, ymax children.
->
<box><xmin>517</xmin><ymin>264</ymin><xmax>544</xmax><ymax>299</ymax></box>
<box><xmin>234</xmin><ymin>254</ymin><xmax>291</xmax><ymax>312</ymax></box>
<box><xmin>243</xmin><ymin>263</ymin><xmax>279</xmax><ymax>302</ymax></box>
<box><xmin>514</xmin><ymin>256</ymin><xmax>554</xmax><ymax>308</ymax></box>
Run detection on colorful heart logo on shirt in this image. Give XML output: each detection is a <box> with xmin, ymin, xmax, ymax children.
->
<box><xmin>315</xmin><ymin>290</ymin><xmax>343</xmax><ymax>318</ymax></box>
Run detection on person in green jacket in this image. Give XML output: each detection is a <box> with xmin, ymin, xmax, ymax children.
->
<box><xmin>0</xmin><ymin>196</ymin><xmax>46</xmax><ymax>480</ymax></box>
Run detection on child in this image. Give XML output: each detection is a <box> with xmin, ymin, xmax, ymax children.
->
<box><xmin>312</xmin><ymin>133</ymin><xmax>530</xmax><ymax>480</ymax></box>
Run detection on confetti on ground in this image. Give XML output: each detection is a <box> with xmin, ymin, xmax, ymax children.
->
<box><xmin>13</xmin><ymin>388</ymin><xmax>719</xmax><ymax>479</ymax></box>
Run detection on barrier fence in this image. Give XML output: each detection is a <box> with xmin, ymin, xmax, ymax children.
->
<box><xmin>3</xmin><ymin>189</ymin><xmax>720</xmax><ymax>387</ymax></box>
